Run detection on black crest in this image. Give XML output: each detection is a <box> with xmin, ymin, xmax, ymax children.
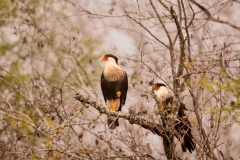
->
<box><xmin>154</xmin><ymin>83</ymin><xmax>166</xmax><ymax>87</ymax></box>
<box><xmin>105</xmin><ymin>54</ymin><xmax>118</xmax><ymax>64</ymax></box>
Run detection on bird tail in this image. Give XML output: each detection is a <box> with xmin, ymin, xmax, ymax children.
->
<box><xmin>180</xmin><ymin>133</ymin><xmax>195</xmax><ymax>153</ymax></box>
<box><xmin>177</xmin><ymin>103</ymin><xmax>195</xmax><ymax>153</ymax></box>
<box><xmin>107</xmin><ymin>116</ymin><xmax>119</xmax><ymax>129</ymax></box>
<box><xmin>182</xmin><ymin>132</ymin><xmax>195</xmax><ymax>153</ymax></box>
<box><xmin>174</xmin><ymin>127</ymin><xmax>195</xmax><ymax>153</ymax></box>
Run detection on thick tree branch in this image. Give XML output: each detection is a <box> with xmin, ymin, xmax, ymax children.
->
<box><xmin>170</xmin><ymin>7</ymin><xmax>185</xmax><ymax>79</ymax></box>
<box><xmin>74</xmin><ymin>93</ymin><xmax>167</xmax><ymax>138</ymax></box>
<box><xmin>157</xmin><ymin>0</ymin><xmax>170</xmax><ymax>11</ymax></box>
<box><xmin>75</xmin><ymin>92</ymin><xmax>174</xmax><ymax>160</ymax></box>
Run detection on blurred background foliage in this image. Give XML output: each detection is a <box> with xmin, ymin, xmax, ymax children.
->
<box><xmin>0</xmin><ymin>0</ymin><xmax>240</xmax><ymax>159</ymax></box>
<box><xmin>0</xmin><ymin>0</ymin><xmax>104</xmax><ymax>159</ymax></box>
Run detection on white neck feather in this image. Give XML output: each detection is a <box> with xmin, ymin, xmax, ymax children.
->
<box><xmin>105</xmin><ymin>57</ymin><xmax>118</xmax><ymax>68</ymax></box>
<box><xmin>103</xmin><ymin>57</ymin><xmax>125</xmax><ymax>81</ymax></box>
<box><xmin>155</xmin><ymin>87</ymin><xmax>169</xmax><ymax>101</ymax></box>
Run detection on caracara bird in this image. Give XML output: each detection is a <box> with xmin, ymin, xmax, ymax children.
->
<box><xmin>100</xmin><ymin>54</ymin><xmax>128</xmax><ymax>129</ymax></box>
<box><xmin>153</xmin><ymin>83</ymin><xmax>195</xmax><ymax>153</ymax></box>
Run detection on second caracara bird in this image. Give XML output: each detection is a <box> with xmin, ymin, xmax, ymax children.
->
<box><xmin>100</xmin><ymin>54</ymin><xmax>128</xmax><ymax>129</ymax></box>
<box><xmin>153</xmin><ymin>83</ymin><xmax>195</xmax><ymax>153</ymax></box>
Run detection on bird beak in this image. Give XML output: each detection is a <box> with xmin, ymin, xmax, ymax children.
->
<box><xmin>100</xmin><ymin>55</ymin><xmax>108</xmax><ymax>61</ymax></box>
<box><xmin>153</xmin><ymin>84</ymin><xmax>158</xmax><ymax>90</ymax></box>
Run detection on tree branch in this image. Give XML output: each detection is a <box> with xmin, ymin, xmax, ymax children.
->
<box><xmin>126</xmin><ymin>13</ymin><xmax>169</xmax><ymax>49</ymax></box>
<box><xmin>186</xmin><ymin>86</ymin><xmax>218</xmax><ymax>160</ymax></box>
<box><xmin>189</xmin><ymin>0</ymin><xmax>240</xmax><ymax>31</ymax></box>
<box><xmin>74</xmin><ymin>93</ymin><xmax>167</xmax><ymax>138</ymax></box>
<box><xmin>170</xmin><ymin>7</ymin><xmax>185</xmax><ymax>79</ymax></box>
<box><xmin>149</xmin><ymin>0</ymin><xmax>176</xmax><ymax>80</ymax></box>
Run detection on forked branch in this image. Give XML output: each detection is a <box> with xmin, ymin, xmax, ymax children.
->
<box><xmin>74</xmin><ymin>93</ymin><xmax>166</xmax><ymax>138</ymax></box>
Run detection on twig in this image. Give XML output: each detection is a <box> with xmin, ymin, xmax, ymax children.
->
<box><xmin>126</xmin><ymin>14</ymin><xmax>169</xmax><ymax>49</ymax></box>
<box><xmin>186</xmin><ymin>85</ymin><xmax>218</xmax><ymax>160</ymax></box>
<box><xmin>149</xmin><ymin>0</ymin><xmax>173</xmax><ymax>48</ymax></box>
<box><xmin>74</xmin><ymin>93</ymin><xmax>167</xmax><ymax>138</ymax></box>
<box><xmin>189</xmin><ymin>0</ymin><xmax>240</xmax><ymax>31</ymax></box>
<box><xmin>170</xmin><ymin>7</ymin><xmax>185</xmax><ymax>79</ymax></box>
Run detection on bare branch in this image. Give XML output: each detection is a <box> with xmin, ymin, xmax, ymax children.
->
<box><xmin>189</xmin><ymin>0</ymin><xmax>240</xmax><ymax>31</ymax></box>
<box><xmin>126</xmin><ymin>14</ymin><xmax>169</xmax><ymax>49</ymax></box>
<box><xmin>149</xmin><ymin>0</ymin><xmax>173</xmax><ymax>48</ymax></box>
<box><xmin>170</xmin><ymin>7</ymin><xmax>185</xmax><ymax>79</ymax></box>
<box><xmin>74</xmin><ymin>93</ymin><xmax>167</xmax><ymax>138</ymax></box>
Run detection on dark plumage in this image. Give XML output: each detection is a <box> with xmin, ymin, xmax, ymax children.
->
<box><xmin>177</xmin><ymin>102</ymin><xmax>195</xmax><ymax>152</ymax></box>
<box><xmin>101</xmin><ymin>73</ymin><xmax>128</xmax><ymax>110</ymax></box>
<box><xmin>101</xmin><ymin>54</ymin><xmax>128</xmax><ymax>129</ymax></box>
<box><xmin>153</xmin><ymin>83</ymin><xmax>195</xmax><ymax>153</ymax></box>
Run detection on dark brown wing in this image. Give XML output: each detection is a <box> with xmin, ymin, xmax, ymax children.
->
<box><xmin>163</xmin><ymin>97</ymin><xmax>195</xmax><ymax>153</ymax></box>
<box><xmin>101</xmin><ymin>71</ymin><xmax>128</xmax><ymax>111</ymax></box>
<box><xmin>175</xmin><ymin>103</ymin><xmax>195</xmax><ymax>153</ymax></box>
<box><xmin>120</xmin><ymin>71</ymin><xmax>128</xmax><ymax>108</ymax></box>
<box><xmin>101</xmin><ymin>72</ymin><xmax>108</xmax><ymax>103</ymax></box>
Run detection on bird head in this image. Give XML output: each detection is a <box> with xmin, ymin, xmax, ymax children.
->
<box><xmin>101</xmin><ymin>54</ymin><xmax>118</xmax><ymax>64</ymax></box>
<box><xmin>153</xmin><ymin>83</ymin><xmax>166</xmax><ymax>91</ymax></box>
<box><xmin>153</xmin><ymin>83</ymin><xmax>168</xmax><ymax>101</ymax></box>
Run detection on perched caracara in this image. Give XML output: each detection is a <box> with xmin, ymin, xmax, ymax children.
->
<box><xmin>100</xmin><ymin>54</ymin><xmax>128</xmax><ymax>129</ymax></box>
<box><xmin>153</xmin><ymin>83</ymin><xmax>195</xmax><ymax>153</ymax></box>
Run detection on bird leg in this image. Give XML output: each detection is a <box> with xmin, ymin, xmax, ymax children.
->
<box><xmin>111</xmin><ymin>99</ymin><xmax>114</xmax><ymax>110</ymax></box>
<box><xmin>111</xmin><ymin>99</ymin><xmax>118</xmax><ymax>111</ymax></box>
<box><xmin>107</xmin><ymin>100</ymin><xmax>112</xmax><ymax>110</ymax></box>
<box><xmin>112</xmin><ymin>106</ymin><xmax>118</xmax><ymax>111</ymax></box>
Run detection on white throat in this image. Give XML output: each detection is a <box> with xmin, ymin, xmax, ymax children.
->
<box><xmin>155</xmin><ymin>87</ymin><xmax>169</xmax><ymax>101</ymax></box>
<box><xmin>103</xmin><ymin>57</ymin><xmax>125</xmax><ymax>81</ymax></box>
<box><xmin>105</xmin><ymin>57</ymin><xmax>118</xmax><ymax>68</ymax></box>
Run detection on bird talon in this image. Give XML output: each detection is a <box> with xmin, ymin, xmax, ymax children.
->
<box><xmin>116</xmin><ymin>91</ymin><xmax>121</xmax><ymax>98</ymax></box>
<box><xmin>109</xmin><ymin>100</ymin><xmax>118</xmax><ymax>111</ymax></box>
<box><xmin>112</xmin><ymin>106</ymin><xmax>118</xmax><ymax>111</ymax></box>
<box><xmin>111</xmin><ymin>100</ymin><xmax>114</xmax><ymax>109</ymax></box>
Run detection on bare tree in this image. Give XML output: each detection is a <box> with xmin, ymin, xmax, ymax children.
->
<box><xmin>1</xmin><ymin>0</ymin><xmax>240</xmax><ymax>159</ymax></box>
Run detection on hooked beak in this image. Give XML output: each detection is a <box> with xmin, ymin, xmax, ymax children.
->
<box><xmin>100</xmin><ymin>55</ymin><xmax>108</xmax><ymax>61</ymax></box>
<box><xmin>153</xmin><ymin>84</ymin><xmax>159</xmax><ymax>90</ymax></box>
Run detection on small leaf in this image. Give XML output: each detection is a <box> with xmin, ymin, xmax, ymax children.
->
<box><xmin>185</xmin><ymin>61</ymin><xmax>195</xmax><ymax>67</ymax></box>
<box><xmin>10</xmin><ymin>119</ymin><xmax>17</xmax><ymax>125</ymax></box>
<box><xmin>79</xmin><ymin>148</ymin><xmax>83</xmax><ymax>153</ymax></box>
<box><xmin>30</xmin><ymin>155</ymin><xmax>37</xmax><ymax>160</ymax></box>
<box><xmin>79</xmin><ymin>138</ymin><xmax>83</xmax><ymax>143</ymax></box>
<box><xmin>45</xmin><ymin>140</ymin><xmax>51</xmax><ymax>149</ymax></box>
<box><xmin>47</xmin><ymin>119</ymin><xmax>53</xmax><ymax>125</ymax></box>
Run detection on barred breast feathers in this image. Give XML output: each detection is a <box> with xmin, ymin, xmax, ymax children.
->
<box><xmin>103</xmin><ymin>63</ymin><xmax>126</xmax><ymax>82</ymax></box>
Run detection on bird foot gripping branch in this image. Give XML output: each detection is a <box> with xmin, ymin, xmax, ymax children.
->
<box><xmin>107</xmin><ymin>99</ymin><xmax>119</xmax><ymax>111</ymax></box>
<box><xmin>108</xmin><ymin>104</ymin><xmax>119</xmax><ymax>111</ymax></box>
<box><xmin>112</xmin><ymin>106</ymin><xmax>119</xmax><ymax>111</ymax></box>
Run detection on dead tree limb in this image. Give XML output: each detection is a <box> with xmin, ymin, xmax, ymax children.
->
<box><xmin>74</xmin><ymin>93</ymin><xmax>166</xmax><ymax>138</ymax></box>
